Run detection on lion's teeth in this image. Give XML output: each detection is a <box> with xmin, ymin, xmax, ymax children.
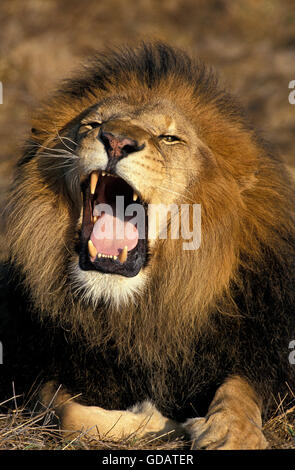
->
<box><xmin>93</xmin><ymin>216</ymin><xmax>98</xmax><ymax>223</ymax></box>
<box><xmin>90</xmin><ymin>171</ymin><xmax>99</xmax><ymax>195</ymax></box>
<box><xmin>118</xmin><ymin>246</ymin><xmax>128</xmax><ymax>263</ymax></box>
<box><xmin>88</xmin><ymin>240</ymin><xmax>97</xmax><ymax>258</ymax></box>
<box><xmin>133</xmin><ymin>192</ymin><xmax>138</xmax><ymax>202</ymax></box>
<box><xmin>96</xmin><ymin>252</ymin><xmax>118</xmax><ymax>260</ymax></box>
<box><xmin>102</xmin><ymin>171</ymin><xmax>106</xmax><ymax>177</ymax></box>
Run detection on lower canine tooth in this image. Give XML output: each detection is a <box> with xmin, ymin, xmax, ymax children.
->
<box><xmin>133</xmin><ymin>192</ymin><xmax>138</xmax><ymax>202</ymax></box>
<box><xmin>118</xmin><ymin>246</ymin><xmax>128</xmax><ymax>263</ymax></box>
<box><xmin>88</xmin><ymin>240</ymin><xmax>97</xmax><ymax>258</ymax></box>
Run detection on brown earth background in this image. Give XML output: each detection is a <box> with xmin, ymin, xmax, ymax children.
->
<box><xmin>0</xmin><ymin>0</ymin><xmax>295</xmax><ymax>450</ymax></box>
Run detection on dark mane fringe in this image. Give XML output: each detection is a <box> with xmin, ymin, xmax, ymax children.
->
<box><xmin>61</xmin><ymin>42</ymin><xmax>253</xmax><ymax>128</ymax></box>
<box><xmin>62</xmin><ymin>42</ymin><xmax>212</xmax><ymax>97</ymax></box>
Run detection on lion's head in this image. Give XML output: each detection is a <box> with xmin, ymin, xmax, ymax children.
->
<box><xmin>5</xmin><ymin>43</ymin><xmax>295</xmax><ymax>367</ymax></box>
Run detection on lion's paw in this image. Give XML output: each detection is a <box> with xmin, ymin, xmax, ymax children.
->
<box><xmin>185</xmin><ymin>412</ymin><xmax>268</xmax><ymax>450</ymax></box>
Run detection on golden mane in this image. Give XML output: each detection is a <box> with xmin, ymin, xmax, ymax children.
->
<box><xmin>5</xmin><ymin>43</ymin><xmax>295</xmax><ymax>380</ymax></box>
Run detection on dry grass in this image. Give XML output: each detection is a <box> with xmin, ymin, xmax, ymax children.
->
<box><xmin>1</xmin><ymin>388</ymin><xmax>295</xmax><ymax>450</ymax></box>
<box><xmin>0</xmin><ymin>394</ymin><xmax>186</xmax><ymax>451</ymax></box>
<box><xmin>0</xmin><ymin>0</ymin><xmax>295</xmax><ymax>451</ymax></box>
<box><xmin>263</xmin><ymin>388</ymin><xmax>295</xmax><ymax>449</ymax></box>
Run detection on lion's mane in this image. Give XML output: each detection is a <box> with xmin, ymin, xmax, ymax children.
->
<box><xmin>2</xmin><ymin>43</ymin><xmax>295</xmax><ymax>416</ymax></box>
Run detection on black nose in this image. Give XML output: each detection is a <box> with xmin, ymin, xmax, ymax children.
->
<box><xmin>100</xmin><ymin>131</ymin><xmax>144</xmax><ymax>160</ymax></box>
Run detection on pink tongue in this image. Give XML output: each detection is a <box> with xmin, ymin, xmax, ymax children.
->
<box><xmin>90</xmin><ymin>211</ymin><xmax>139</xmax><ymax>256</ymax></box>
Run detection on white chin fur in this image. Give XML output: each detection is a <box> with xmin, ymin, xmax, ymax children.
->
<box><xmin>70</xmin><ymin>260</ymin><xmax>147</xmax><ymax>308</ymax></box>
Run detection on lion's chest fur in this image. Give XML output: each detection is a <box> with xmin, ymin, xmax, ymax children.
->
<box><xmin>0</xmin><ymin>264</ymin><xmax>231</xmax><ymax>419</ymax></box>
<box><xmin>1</xmin><ymin>256</ymin><xmax>295</xmax><ymax>422</ymax></box>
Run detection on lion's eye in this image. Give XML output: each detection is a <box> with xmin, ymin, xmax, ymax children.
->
<box><xmin>78</xmin><ymin>121</ymin><xmax>102</xmax><ymax>133</ymax></box>
<box><xmin>159</xmin><ymin>135</ymin><xmax>181</xmax><ymax>144</ymax></box>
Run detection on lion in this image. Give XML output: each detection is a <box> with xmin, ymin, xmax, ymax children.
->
<box><xmin>1</xmin><ymin>42</ymin><xmax>295</xmax><ymax>450</ymax></box>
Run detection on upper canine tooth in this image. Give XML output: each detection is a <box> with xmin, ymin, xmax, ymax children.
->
<box><xmin>90</xmin><ymin>172</ymin><xmax>99</xmax><ymax>195</ymax></box>
<box><xmin>88</xmin><ymin>240</ymin><xmax>97</xmax><ymax>258</ymax></box>
<box><xmin>102</xmin><ymin>171</ymin><xmax>106</xmax><ymax>177</ymax></box>
<box><xmin>133</xmin><ymin>192</ymin><xmax>138</xmax><ymax>202</ymax></box>
<box><xmin>118</xmin><ymin>246</ymin><xmax>128</xmax><ymax>263</ymax></box>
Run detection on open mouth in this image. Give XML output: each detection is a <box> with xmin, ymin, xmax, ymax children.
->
<box><xmin>79</xmin><ymin>171</ymin><xmax>148</xmax><ymax>277</ymax></box>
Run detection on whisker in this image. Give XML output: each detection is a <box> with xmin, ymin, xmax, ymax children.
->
<box><xmin>57</xmin><ymin>135</ymin><xmax>78</xmax><ymax>147</ymax></box>
<box><xmin>27</xmin><ymin>141</ymin><xmax>58</xmax><ymax>153</ymax></box>
<box><xmin>38</xmin><ymin>151</ymin><xmax>79</xmax><ymax>159</ymax></box>
<box><xmin>165</xmin><ymin>165</ymin><xmax>197</xmax><ymax>171</ymax></box>
<box><xmin>28</xmin><ymin>127</ymin><xmax>78</xmax><ymax>154</ymax></box>
<box><xmin>156</xmin><ymin>186</ymin><xmax>195</xmax><ymax>203</ymax></box>
<box><xmin>40</xmin><ymin>166</ymin><xmax>80</xmax><ymax>182</ymax></box>
<box><xmin>30</xmin><ymin>125</ymin><xmax>77</xmax><ymax>149</ymax></box>
<box><xmin>28</xmin><ymin>140</ymin><xmax>79</xmax><ymax>158</ymax></box>
<box><xmin>44</xmin><ymin>164</ymin><xmax>77</xmax><ymax>172</ymax></box>
<box><xmin>38</xmin><ymin>155</ymin><xmax>79</xmax><ymax>170</ymax></box>
<box><xmin>54</xmin><ymin>126</ymin><xmax>77</xmax><ymax>152</ymax></box>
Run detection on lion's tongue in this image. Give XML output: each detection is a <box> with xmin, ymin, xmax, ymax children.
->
<box><xmin>90</xmin><ymin>211</ymin><xmax>139</xmax><ymax>256</ymax></box>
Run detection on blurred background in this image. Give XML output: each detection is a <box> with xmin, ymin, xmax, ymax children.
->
<box><xmin>0</xmin><ymin>0</ymin><xmax>294</xmax><ymax>201</ymax></box>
